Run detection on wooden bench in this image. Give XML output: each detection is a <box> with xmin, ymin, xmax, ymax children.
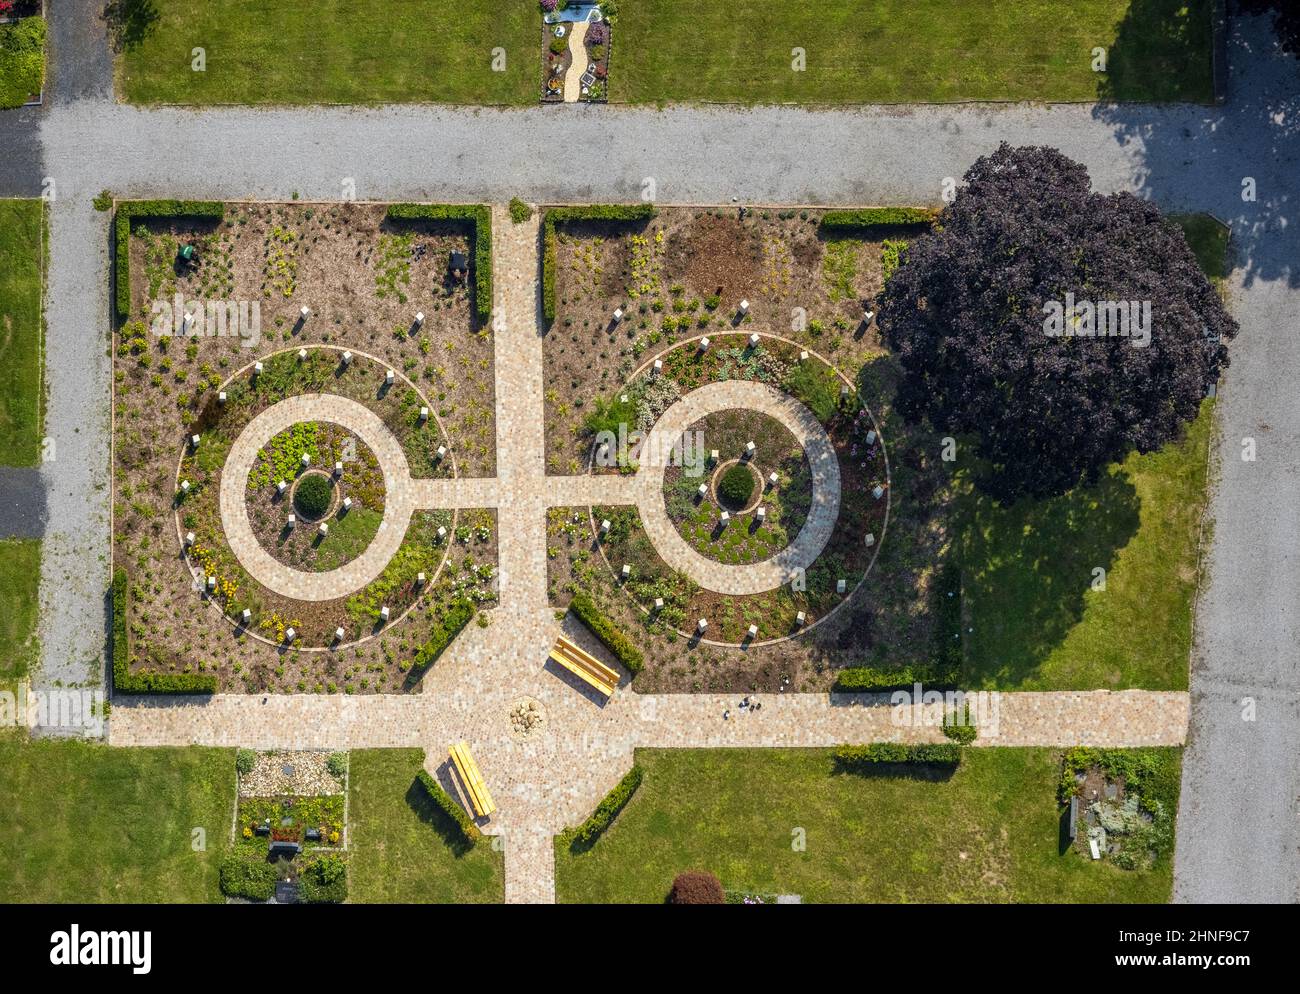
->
<box><xmin>449</xmin><ymin>741</ymin><xmax>496</xmax><ymax>819</ymax></box>
<box><xmin>548</xmin><ymin>633</ymin><xmax>619</xmax><ymax>697</ymax></box>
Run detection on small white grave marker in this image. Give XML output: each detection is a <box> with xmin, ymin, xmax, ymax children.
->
<box><xmin>654</xmin><ymin>597</ymin><xmax>664</xmax><ymax>611</ymax></box>
<box><xmin>277</xmin><ymin>480</ymin><xmax>288</xmax><ymax>494</ymax></box>
<box><xmin>205</xmin><ymin>575</ymin><xmax>215</xmax><ymax>591</ymax></box>
<box><xmin>739</xmin><ymin>299</ymin><xmax>750</xmax><ymax>314</ymax></box>
<box><xmin>287</xmin><ymin>513</ymin><xmax>296</xmax><ymax>528</ymax></box>
<box><xmin>864</xmin><ymin>532</ymin><xmax>876</xmax><ymax>547</ymax></box>
<box><xmin>768</xmin><ymin>472</ymin><xmax>778</xmax><ymax>488</ymax></box>
<box><xmin>600</xmin><ymin>519</ymin><xmax>611</xmax><ymax>535</ymax></box>
<box><xmin>380</xmin><ymin>605</ymin><xmax>390</xmax><ymax>621</ymax></box>
<box><xmin>799</xmin><ymin>350</ymin><xmax>809</xmax><ymax>362</ymax></box>
<box><xmin>300</xmin><ymin>306</ymin><xmax>311</xmax><ymax>320</ymax></box>
<box><xmin>318</xmin><ymin>522</ymin><xmax>329</xmax><ymax>536</ymax></box>
<box><xmin>185</xmin><ymin>531</ymin><xmax>195</xmax><ymax>546</ymax></box>
<box><xmin>414</xmin><ymin>311</ymin><xmax>424</xmax><ymax>326</ymax></box>
<box><xmin>699</xmin><ymin>336</ymin><xmax>710</xmax><ymax>351</ymax></box>
<box><xmin>747</xmin><ymin>624</ymin><xmax>758</xmax><ymax>639</ymax></box>
<box><xmin>218</xmin><ymin>391</ymin><xmax>227</xmax><ymax>404</ymax></box>
<box><xmin>719</xmin><ymin>511</ymin><xmax>730</xmax><ymax>526</ymax></box>
<box><xmin>242</xmin><ymin>608</ymin><xmax>252</xmax><ymax>624</ymax></box>
<box><xmin>652</xmin><ymin>359</ymin><xmax>663</xmax><ymax>375</ymax></box>
<box><xmin>180</xmin><ymin>480</ymin><xmax>190</xmax><ymax>493</ymax></box>
<box><xmin>697</xmin><ymin>483</ymin><xmax>708</xmax><ymax>499</ymax></box>
<box><xmin>285</xmin><ymin>628</ymin><xmax>296</xmax><ymax>643</ymax></box>
<box><xmin>865</xmin><ymin>430</ymin><xmax>877</xmax><ymax>445</ymax></box>
<box><xmin>385</xmin><ymin>369</ymin><xmax>395</xmax><ymax>385</ymax></box>
<box><xmin>333</xmin><ymin>461</ymin><xmax>343</xmax><ymax>475</ymax></box>
<box><xmin>253</xmin><ymin>361</ymin><xmax>263</xmax><ymax>376</ymax></box>
<box><xmin>748</xmin><ymin>332</ymin><xmax>760</xmax><ymax>347</ymax></box>
<box><xmin>872</xmin><ymin>485</ymin><xmax>884</xmax><ymax>500</ymax></box>
<box><xmin>437</xmin><ymin>526</ymin><xmax>447</xmax><ymax>541</ymax></box>
<box><xmin>745</xmin><ymin>441</ymin><xmax>756</xmax><ymax>457</ymax></box>
<box><xmin>419</xmin><ymin>406</ymin><xmax>429</xmax><ymax>422</ymax></box>
<box><xmin>435</xmin><ymin>445</ymin><xmax>447</xmax><ymax>460</ymax></box>
<box><xmin>756</xmin><ymin>506</ymin><xmax>766</xmax><ymax>522</ymax></box>
<box><xmin>837</xmin><ymin>578</ymin><xmax>847</xmax><ymax>595</ymax></box>
<box><xmin>795</xmin><ymin>611</ymin><xmax>806</xmax><ymax>626</ymax></box>
<box><xmin>298</xmin><ymin>348</ymin><xmax>308</xmax><ymax>361</ymax></box>
<box><xmin>697</xmin><ymin>618</ymin><xmax>709</xmax><ymax>633</ymax></box>
<box><xmin>335</xmin><ymin>627</ymin><xmax>345</xmax><ymax>641</ymax></box>
<box><xmin>191</xmin><ymin>434</ymin><xmax>201</xmax><ymax>448</ymax></box>
<box><xmin>342</xmin><ymin>496</ymin><xmax>353</xmax><ymax>511</ymax></box>
<box><xmin>612</xmin><ymin>307</ymin><xmax>623</xmax><ymax>323</ymax></box>
<box><xmin>621</xmin><ymin>564</ymin><xmax>631</xmax><ymax>579</ymax></box>
<box><xmin>709</xmin><ymin>449</ymin><xmax>719</xmax><ymax>464</ymax></box>
<box><xmin>341</xmin><ymin>351</ymin><xmax>353</xmax><ymax>365</ymax></box>
<box><xmin>416</xmin><ymin>572</ymin><xmax>426</xmax><ymax>586</ymax></box>
<box><xmin>301</xmin><ymin>454</ymin><xmax>310</xmax><ymax>467</ymax></box>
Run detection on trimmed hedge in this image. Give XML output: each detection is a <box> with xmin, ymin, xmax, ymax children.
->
<box><xmin>416</xmin><ymin>769</ymin><xmax>481</xmax><ymax>841</ymax></box>
<box><xmin>566</xmin><ymin>764</ymin><xmax>642</xmax><ymax>849</ymax></box>
<box><xmin>297</xmin><ymin>855</ymin><xmax>348</xmax><ymax>904</ymax></box>
<box><xmin>567</xmin><ymin>589</ymin><xmax>643</xmax><ymax>675</ymax></box>
<box><xmin>834</xmin><ymin>560</ymin><xmax>962</xmax><ymax>692</ymax></box>
<box><xmin>818</xmin><ymin>207</ymin><xmax>937</xmax><ymax>232</ymax></box>
<box><xmin>219</xmin><ymin>854</ymin><xmax>277</xmax><ymax>901</ymax></box>
<box><xmin>111</xmin><ymin>567</ymin><xmax>218</xmax><ymax>695</ymax></box>
<box><xmin>113</xmin><ymin>200</ymin><xmax>225</xmax><ymax>321</ymax></box>
<box><xmin>408</xmin><ymin>599</ymin><xmax>475</xmax><ymax>677</ymax></box>
<box><xmin>541</xmin><ymin>204</ymin><xmax>657</xmax><ymax>321</ymax></box>
<box><xmin>832</xmin><ymin>743</ymin><xmax>962</xmax><ymax>769</ymax></box>
<box><xmin>0</xmin><ymin>16</ymin><xmax>46</xmax><ymax>110</ymax></box>
<box><xmin>385</xmin><ymin>203</ymin><xmax>492</xmax><ymax>322</ymax></box>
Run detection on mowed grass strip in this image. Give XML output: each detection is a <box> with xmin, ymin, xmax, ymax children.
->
<box><xmin>0</xmin><ymin>198</ymin><xmax>45</xmax><ymax>465</ymax></box>
<box><xmin>554</xmin><ymin>748</ymin><xmax>1177</xmax><ymax>903</ymax></box>
<box><xmin>611</xmin><ymin>1</ymin><xmax>1214</xmax><ymax>104</ymax></box>
<box><xmin>347</xmin><ymin>749</ymin><xmax>503</xmax><ymax>903</ymax></box>
<box><xmin>0</xmin><ymin>539</ymin><xmax>40</xmax><ymax>683</ymax></box>
<box><xmin>119</xmin><ymin>1</ymin><xmax>537</xmax><ymax>105</ymax></box>
<box><xmin>960</xmin><ymin>213</ymin><xmax>1225</xmax><ymax>691</ymax></box>
<box><xmin>0</xmin><ymin>741</ymin><xmax>235</xmax><ymax>903</ymax></box>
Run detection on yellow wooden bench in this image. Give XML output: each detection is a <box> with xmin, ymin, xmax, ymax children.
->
<box><xmin>549</xmin><ymin>633</ymin><xmax>619</xmax><ymax>697</ymax></box>
<box><xmin>449</xmin><ymin>741</ymin><xmax>496</xmax><ymax>818</ymax></box>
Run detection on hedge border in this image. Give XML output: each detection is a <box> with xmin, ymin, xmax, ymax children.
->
<box><xmin>218</xmin><ymin>853</ymin><xmax>277</xmax><ymax>901</ymax></box>
<box><xmin>111</xmin><ymin>567</ymin><xmax>217</xmax><ymax>695</ymax></box>
<box><xmin>817</xmin><ymin>207</ymin><xmax>938</xmax><ymax>232</ymax></box>
<box><xmin>567</xmin><ymin>589</ymin><xmax>643</xmax><ymax>675</ymax></box>
<box><xmin>541</xmin><ymin>204</ymin><xmax>657</xmax><ymax>322</ymax></box>
<box><xmin>416</xmin><ymin>768</ymin><xmax>481</xmax><ymax>841</ymax></box>
<box><xmin>564</xmin><ymin>764</ymin><xmax>643</xmax><ymax>850</ymax></box>
<box><xmin>113</xmin><ymin>200</ymin><xmax>226</xmax><ymax>321</ymax></box>
<box><xmin>385</xmin><ymin>203</ymin><xmax>492</xmax><ymax>323</ymax></box>
<box><xmin>832</xmin><ymin>743</ymin><xmax>962</xmax><ymax>769</ymax></box>
<box><xmin>407</xmin><ymin>599</ymin><xmax>475</xmax><ymax>678</ymax></box>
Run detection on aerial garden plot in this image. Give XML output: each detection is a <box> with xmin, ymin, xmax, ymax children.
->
<box><xmin>111</xmin><ymin>200</ymin><xmax>499</xmax><ymax>694</ymax></box>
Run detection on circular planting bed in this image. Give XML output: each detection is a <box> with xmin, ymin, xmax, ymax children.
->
<box><xmin>173</xmin><ymin>346</ymin><xmax>470</xmax><ymax>649</ymax></box>
<box><xmin>662</xmin><ymin>408</ymin><xmax>811</xmax><ymax>566</ymax></box>
<box><xmin>244</xmin><ymin>421</ymin><xmax>386</xmax><ymax>573</ymax></box>
<box><xmin>588</xmin><ymin>332</ymin><xmax>889</xmax><ymax>645</ymax></box>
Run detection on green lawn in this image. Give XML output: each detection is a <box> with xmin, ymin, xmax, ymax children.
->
<box><xmin>0</xmin><ymin>198</ymin><xmax>45</xmax><ymax>465</ymax></box>
<box><xmin>347</xmin><ymin>749</ymin><xmax>504</xmax><ymax>902</ymax></box>
<box><xmin>613</xmin><ymin>1</ymin><xmax>1213</xmax><ymax>104</ymax></box>
<box><xmin>555</xmin><ymin>748</ymin><xmax>1177</xmax><ymax>903</ymax></box>
<box><xmin>118</xmin><ymin>1</ymin><xmax>538</xmax><ymax>105</ymax></box>
<box><xmin>0</xmin><ymin>539</ymin><xmax>41</xmax><ymax>685</ymax></box>
<box><xmin>0</xmin><ymin>741</ymin><xmax>235</xmax><ymax>902</ymax></box>
<box><xmin>116</xmin><ymin>1</ymin><xmax>1213</xmax><ymax>105</ymax></box>
<box><xmin>959</xmin><ymin>212</ymin><xmax>1225</xmax><ymax>691</ymax></box>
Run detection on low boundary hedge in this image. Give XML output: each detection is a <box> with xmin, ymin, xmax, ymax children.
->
<box><xmin>111</xmin><ymin>567</ymin><xmax>217</xmax><ymax>695</ymax></box>
<box><xmin>218</xmin><ymin>854</ymin><xmax>277</xmax><ymax>901</ymax></box>
<box><xmin>818</xmin><ymin>207</ymin><xmax>937</xmax><ymax>232</ymax></box>
<box><xmin>541</xmin><ymin>204</ymin><xmax>656</xmax><ymax>322</ymax></box>
<box><xmin>416</xmin><ymin>768</ymin><xmax>481</xmax><ymax>841</ymax></box>
<box><xmin>832</xmin><ymin>743</ymin><xmax>962</xmax><ymax>769</ymax></box>
<box><xmin>408</xmin><ymin>599</ymin><xmax>475</xmax><ymax>678</ymax></box>
<box><xmin>565</xmin><ymin>764</ymin><xmax>643</xmax><ymax>850</ymax></box>
<box><xmin>567</xmin><ymin>589</ymin><xmax>643</xmax><ymax>675</ymax></box>
<box><xmin>834</xmin><ymin>560</ymin><xmax>961</xmax><ymax>692</ymax></box>
<box><xmin>386</xmin><ymin>203</ymin><xmax>492</xmax><ymax>323</ymax></box>
<box><xmin>113</xmin><ymin>200</ymin><xmax>225</xmax><ymax>321</ymax></box>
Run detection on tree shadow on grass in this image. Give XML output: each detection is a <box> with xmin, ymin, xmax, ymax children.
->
<box><xmin>403</xmin><ymin>776</ymin><xmax>475</xmax><ymax>858</ymax></box>
<box><xmin>960</xmin><ymin>466</ymin><xmax>1141</xmax><ymax>689</ymax></box>
<box><xmin>102</xmin><ymin>0</ymin><xmax>160</xmax><ymax>53</ymax></box>
<box><xmin>1095</xmin><ymin>0</ymin><xmax>1219</xmax><ymax>103</ymax></box>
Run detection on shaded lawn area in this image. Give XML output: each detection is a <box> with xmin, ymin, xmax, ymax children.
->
<box><xmin>117</xmin><ymin>1</ymin><xmax>537</xmax><ymax>105</ymax></box>
<box><xmin>0</xmin><ymin>198</ymin><xmax>45</xmax><ymax>465</ymax></box>
<box><xmin>0</xmin><ymin>741</ymin><xmax>234</xmax><ymax>902</ymax></box>
<box><xmin>961</xmin><ymin>403</ymin><xmax>1211</xmax><ymax>691</ymax></box>
<box><xmin>0</xmin><ymin>539</ymin><xmax>40</xmax><ymax>684</ymax></box>
<box><xmin>612</xmin><ymin>1</ymin><xmax>1215</xmax><ymax>104</ymax></box>
<box><xmin>959</xmin><ymin>212</ymin><xmax>1225</xmax><ymax>691</ymax></box>
<box><xmin>555</xmin><ymin>748</ymin><xmax>1177</xmax><ymax>903</ymax></box>
<box><xmin>347</xmin><ymin>749</ymin><xmax>503</xmax><ymax>902</ymax></box>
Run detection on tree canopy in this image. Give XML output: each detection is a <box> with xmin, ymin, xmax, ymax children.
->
<box><xmin>878</xmin><ymin>143</ymin><xmax>1236</xmax><ymax>499</ymax></box>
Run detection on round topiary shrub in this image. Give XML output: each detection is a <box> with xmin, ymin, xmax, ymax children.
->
<box><xmin>717</xmin><ymin>464</ymin><xmax>755</xmax><ymax>509</ymax></box>
<box><xmin>294</xmin><ymin>474</ymin><xmax>332</xmax><ymax>519</ymax></box>
<box><xmin>668</xmin><ymin>870</ymin><xmax>725</xmax><ymax>904</ymax></box>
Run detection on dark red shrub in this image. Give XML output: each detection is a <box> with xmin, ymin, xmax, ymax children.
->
<box><xmin>668</xmin><ymin>870</ymin><xmax>725</xmax><ymax>904</ymax></box>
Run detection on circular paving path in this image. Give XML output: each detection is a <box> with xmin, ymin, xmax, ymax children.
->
<box><xmin>219</xmin><ymin>394</ymin><xmax>418</xmax><ymax>601</ymax></box>
<box><xmin>632</xmin><ymin>380</ymin><xmax>841</xmax><ymax>596</ymax></box>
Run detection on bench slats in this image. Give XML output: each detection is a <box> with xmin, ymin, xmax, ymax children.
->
<box><xmin>449</xmin><ymin>741</ymin><xmax>496</xmax><ymax>818</ymax></box>
<box><xmin>549</xmin><ymin>633</ymin><xmax>618</xmax><ymax>696</ymax></box>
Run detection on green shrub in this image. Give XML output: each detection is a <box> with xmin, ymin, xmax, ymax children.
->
<box><xmin>416</xmin><ymin>769</ymin><xmax>480</xmax><ymax>841</ymax></box>
<box><xmin>326</xmin><ymin>752</ymin><xmax>347</xmax><ymax>779</ymax></box>
<box><xmin>0</xmin><ymin>17</ymin><xmax>46</xmax><ymax>110</ymax></box>
<box><xmin>702</xmin><ymin>294</ymin><xmax>721</xmax><ymax>311</ymax></box>
<box><xmin>832</xmin><ymin>743</ymin><xmax>962</xmax><ymax>770</ymax></box>
<box><xmin>568</xmin><ymin>590</ymin><xmax>643</xmax><ymax>675</ymax></box>
<box><xmin>881</xmin><ymin>238</ymin><xmax>908</xmax><ymax>282</ymax></box>
<box><xmin>293</xmin><ymin>473</ymin><xmax>332</xmax><ymax>518</ymax></box>
<box><xmin>582</xmin><ymin>392</ymin><xmax>637</xmax><ymax>440</ymax></box>
<box><xmin>219</xmin><ymin>854</ymin><xmax>277</xmax><ymax>901</ymax></box>
<box><xmin>549</xmin><ymin>36</ymin><xmax>568</xmax><ymax>55</ymax></box>
<box><xmin>541</xmin><ymin>204</ymin><xmax>657</xmax><ymax>321</ymax></box>
<box><xmin>114</xmin><ymin>201</ymin><xmax>225</xmax><ymax>321</ymax></box>
<box><xmin>942</xmin><ymin>706</ymin><xmax>979</xmax><ymax>744</ymax></box>
<box><xmin>783</xmin><ymin>361</ymin><xmax>842</xmax><ymax>424</ymax></box>
<box><xmin>565</xmin><ymin>765</ymin><xmax>642</xmax><ymax>849</ymax></box>
<box><xmin>833</xmin><ymin>661</ymin><xmax>959</xmax><ymax>692</ymax></box>
<box><xmin>236</xmin><ymin>749</ymin><xmax>256</xmax><ymax>776</ymax></box>
<box><xmin>92</xmin><ymin>190</ymin><xmax>113</xmax><ymax>212</ymax></box>
<box><xmin>508</xmin><ymin>197</ymin><xmax>532</xmax><ymax>224</ymax></box>
<box><xmin>818</xmin><ymin>207</ymin><xmax>937</xmax><ymax>232</ymax></box>
<box><xmin>385</xmin><ymin>204</ymin><xmax>492</xmax><ymax>322</ymax></box>
<box><xmin>717</xmin><ymin>464</ymin><xmax>755</xmax><ymax>508</ymax></box>
<box><xmin>112</xmin><ymin>567</ymin><xmax>217</xmax><ymax>694</ymax></box>
<box><xmin>298</xmin><ymin>854</ymin><xmax>348</xmax><ymax>904</ymax></box>
<box><xmin>408</xmin><ymin>600</ymin><xmax>475</xmax><ymax>677</ymax></box>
